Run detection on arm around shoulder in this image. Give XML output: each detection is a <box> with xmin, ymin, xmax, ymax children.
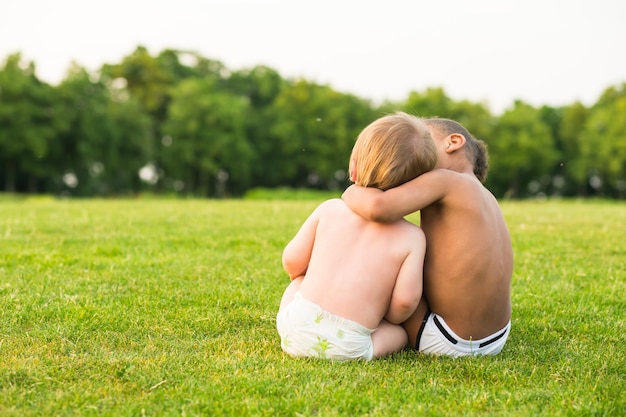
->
<box><xmin>343</xmin><ymin>170</ymin><xmax>454</xmax><ymax>222</ymax></box>
<box><xmin>342</xmin><ymin>185</ymin><xmax>395</xmax><ymax>222</ymax></box>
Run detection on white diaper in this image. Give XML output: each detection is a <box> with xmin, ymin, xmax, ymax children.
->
<box><xmin>276</xmin><ymin>292</ymin><xmax>375</xmax><ymax>361</ymax></box>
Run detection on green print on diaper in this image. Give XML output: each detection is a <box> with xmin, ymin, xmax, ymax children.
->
<box><xmin>313</xmin><ymin>337</ymin><xmax>331</xmax><ymax>358</ymax></box>
<box><xmin>314</xmin><ymin>313</ymin><xmax>324</xmax><ymax>324</ymax></box>
<box><xmin>337</xmin><ymin>329</ymin><xmax>345</xmax><ymax>339</ymax></box>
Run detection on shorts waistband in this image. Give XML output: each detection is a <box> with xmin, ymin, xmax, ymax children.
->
<box><xmin>432</xmin><ymin>314</ymin><xmax>510</xmax><ymax>348</ymax></box>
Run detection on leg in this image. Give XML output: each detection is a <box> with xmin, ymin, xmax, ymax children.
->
<box><xmin>371</xmin><ymin>319</ymin><xmax>408</xmax><ymax>358</ymax></box>
<box><xmin>279</xmin><ymin>276</ymin><xmax>303</xmax><ymax>311</ymax></box>
<box><xmin>402</xmin><ymin>296</ymin><xmax>430</xmax><ymax>349</ymax></box>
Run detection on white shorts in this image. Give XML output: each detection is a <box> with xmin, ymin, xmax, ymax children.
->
<box><xmin>416</xmin><ymin>311</ymin><xmax>510</xmax><ymax>357</ymax></box>
<box><xmin>276</xmin><ymin>292</ymin><xmax>375</xmax><ymax>361</ymax></box>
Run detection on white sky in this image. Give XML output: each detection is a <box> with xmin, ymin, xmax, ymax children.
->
<box><xmin>2</xmin><ymin>0</ymin><xmax>625</xmax><ymax>114</ymax></box>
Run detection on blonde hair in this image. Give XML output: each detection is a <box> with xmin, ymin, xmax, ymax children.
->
<box><xmin>350</xmin><ymin>112</ymin><xmax>437</xmax><ymax>190</ymax></box>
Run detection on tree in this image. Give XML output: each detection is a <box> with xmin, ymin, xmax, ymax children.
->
<box><xmin>104</xmin><ymin>83</ymin><xmax>154</xmax><ymax>194</ymax></box>
<box><xmin>53</xmin><ymin>63</ymin><xmax>152</xmax><ymax>196</ymax></box>
<box><xmin>0</xmin><ymin>53</ymin><xmax>56</xmax><ymax>192</ymax></box>
<box><xmin>101</xmin><ymin>46</ymin><xmax>170</xmax><ymax>120</ymax></box>
<box><xmin>403</xmin><ymin>87</ymin><xmax>454</xmax><ymax>118</ymax></box>
<box><xmin>580</xmin><ymin>84</ymin><xmax>626</xmax><ymax>197</ymax></box>
<box><xmin>558</xmin><ymin>102</ymin><xmax>589</xmax><ymax>195</ymax></box>
<box><xmin>1</xmin><ymin>48</ymin><xmax>625</xmax><ymax>199</ymax></box>
<box><xmin>269</xmin><ymin>80</ymin><xmax>376</xmax><ymax>189</ymax></box>
<box><xmin>226</xmin><ymin>65</ymin><xmax>288</xmax><ymax>188</ymax></box>
<box><xmin>489</xmin><ymin>101</ymin><xmax>558</xmax><ymax>198</ymax></box>
<box><xmin>162</xmin><ymin>78</ymin><xmax>253</xmax><ymax>196</ymax></box>
<box><xmin>101</xmin><ymin>47</ymin><xmax>230</xmax><ymax>190</ymax></box>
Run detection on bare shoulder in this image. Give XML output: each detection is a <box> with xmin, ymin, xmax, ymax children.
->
<box><xmin>395</xmin><ymin>218</ymin><xmax>426</xmax><ymax>242</ymax></box>
<box><xmin>423</xmin><ymin>169</ymin><xmax>477</xmax><ymax>185</ymax></box>
<box><xmin>420</xmin><ymin>168</ymin><xmax>464</xmax><ymax>182</ymax></box>
<box><xmin>313</xmin><ymin>198</ymin><xmax>350</xmax><ymax>216</ymax></box>
<box><xmin>417</xmin><ymin>169</ymin><xmax>474</xmax><ymax>197</ymax></box>
<box><xmin>316</xmin><ymin>198</ymin><xmax>345</xmax><ymax>211</ymax></box>
<box><xmin>429</xmin><ymin>170</ymin><xmax>486</xmax><ymax>202</ymax></box>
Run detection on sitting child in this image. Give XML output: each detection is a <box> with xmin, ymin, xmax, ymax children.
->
<box><xmin>276</xmin><ymin>112</ymin><xmax>437</xmax><ymax>360</ymax></box>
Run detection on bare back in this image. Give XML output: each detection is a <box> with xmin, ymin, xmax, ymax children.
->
<box><xmin>420</xmin><ymin>172</ymin><xmax>513</xmax><ymax>339</ymax></box>
<box><xmin>285</xmin><ymin>199</ymin><xmax>426</xmax><ymax>329</ymax></box>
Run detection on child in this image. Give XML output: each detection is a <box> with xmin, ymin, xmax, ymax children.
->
<box><xmin>276</xmin><ymin>112</ymin><xmax>437</xmax><ymax>360</ymax></box>
<box><xmin>342</xmin><ymin>117</ymin><xmax>513</xmax><ymax>357</ymax></box>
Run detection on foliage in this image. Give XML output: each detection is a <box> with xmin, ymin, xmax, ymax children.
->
<box><xmin>580</xmin><ymin>85</ymin><xmax>626</xmax><ymax>198</ymax></box>
<box><xmin>162</xmin><ymin>77</ymin><xmax>253</xmax><ymax>196</ymax></box>
<box><xmin>54</xmin><ymin>64</ymin><xmax>153</xmax><ymax>196</ymax></box>
<box><xmin>270</xmin><ymin>80</ymin><xmax>376</xmax><ymax>190</ymax></box>
<box><xmin>0</xmin><ymin>53</ymin><xmax>57</xmax><ymax>192</ymax></box>
<box><xmin>0</xmin><ymin>198</ymin><xmax>624</xmax><ymax>416</ymax></box>
<box><xmin>243</xmin><ymin>187</ymin><xmax>341</xmax><ymax>200</ymax></box>
<box><xmin>557</xmin><ymin>102</ymin><xmax>589</xmax><ymax>195</ymax></box>
<box><xmin>489</xmin><ymin>100</ymin><xmax>559</xmax><ymax>198</ymax></box>
<box><xmin>1</xmin><ymin>49</ymin><xmax>625</xmax><ymax>198</ymax></box>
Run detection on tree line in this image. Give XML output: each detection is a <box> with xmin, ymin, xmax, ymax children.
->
<box><xmin>1</xmin><ymin>47</ymin><xmax>625</xmax><ymax>199</ymax></box>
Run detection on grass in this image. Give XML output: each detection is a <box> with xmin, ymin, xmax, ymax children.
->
<box><xmin>0</xmin><ymin>196</ymin><xmax>624</xmax><ymax>416</ymax></box>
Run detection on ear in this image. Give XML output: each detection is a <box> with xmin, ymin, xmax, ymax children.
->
<box><xmin>349</xmin><ymin>158</ymin><xmax>357</xmax><ymax>182</ymax></box>
<box><xmin>445</xmin><ymin>133</ymin><xmax>466</xmax><ymax>154</ymax></box>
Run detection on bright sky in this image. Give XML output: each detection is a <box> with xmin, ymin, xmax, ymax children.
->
<box><xmin>2</xmin><ymin>0</ymin><xmax>625</xmax><ymax>114</ymax></box>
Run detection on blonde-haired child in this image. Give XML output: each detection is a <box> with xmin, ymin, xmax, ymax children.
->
<box><xmin>276</xmin><ymin>112</ymin><xmax>437</xmax><ymax>360</ymax></box>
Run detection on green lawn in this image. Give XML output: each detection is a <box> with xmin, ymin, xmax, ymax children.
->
<box><xmin>1</xmin><ymin>197</ymin><xmax>624</xmax><ymax>416</ymax></box>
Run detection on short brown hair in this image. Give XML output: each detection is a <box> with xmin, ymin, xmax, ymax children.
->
<box><xmin>424</xmin><ymin>118</ymin><xmax>489</xmax><ymax>182</ymax></box>
<box><xmin>350</xmin><ymin>112</ymin><xmax>438</xmax><ymax>190</ymax></box>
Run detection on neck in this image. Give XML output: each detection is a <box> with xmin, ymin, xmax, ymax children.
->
<box><xmin>441</xmin><ymin>156</ymin><xmax>474</xmax><ymax>176</ymax></box>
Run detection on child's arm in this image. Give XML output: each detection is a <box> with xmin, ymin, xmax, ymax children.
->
<box><xmin>384</xmin><ymin>228</ymin><xmax>426</xmax><ymax>324</ymax></box>
<box><xmin>281</xmin><ymin>204</ymin><xmax>322</xmax><ymax>280</ymax></box>
<box><xmin>342</xmin><ymin>169</ymin><xmax>452</xmax><ymax>222</ymax></box>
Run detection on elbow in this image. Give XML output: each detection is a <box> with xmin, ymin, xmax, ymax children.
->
<box><xmin>390</xmin><ymin>295</ymin><xmax>420</xmax><ymax>323</ymax></box>
<box><xmin>282</xmin><ymin>255</ymin><xmax>296</xmax><ymax>276</ymax></box>
<box><xmin>369</xmin><ymin>197</ymin><xmax>394</xmax><ymax>223</ymax></box>
<box><xmin>282</xmin><ymin>253</ymin><xmax>306</xmax><ymax>279</ymax></box>
<box><xmin>281</xmin><ymin>250</ymin><xmax>293</xmax><ymax>274</ymax></box>
<box><xmin>398</xmin><ymin>298</ymin><xmax>419</xmax><ymax>318</ymax></box>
